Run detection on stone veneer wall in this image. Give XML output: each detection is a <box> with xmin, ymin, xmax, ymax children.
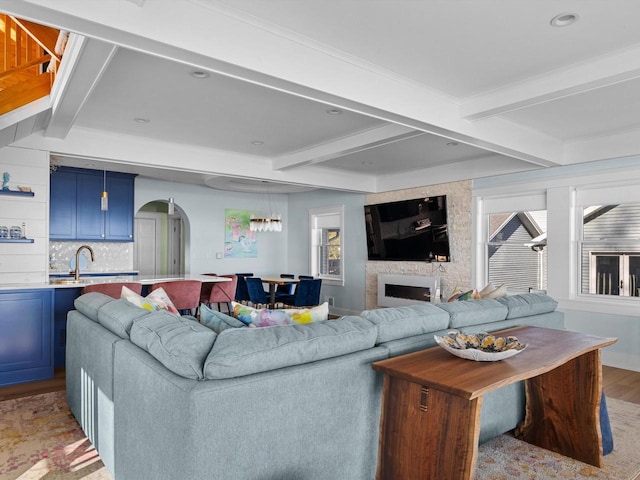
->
<box><xmin>365</xmin><ymin>180</ymin><xmax>472</xmax><ymax>309</ymax></box>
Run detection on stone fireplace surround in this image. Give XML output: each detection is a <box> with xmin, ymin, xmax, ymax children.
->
<box><xmin>365</xmin><ymin>180</ymin><xmax>471</xmax><ymax>310</ymax></box>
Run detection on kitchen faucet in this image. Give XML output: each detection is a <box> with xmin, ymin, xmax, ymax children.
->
<box><xmin>73</xmin><ymin>245</ymin><xmax>95</xmax><ymax>280</ymax></box>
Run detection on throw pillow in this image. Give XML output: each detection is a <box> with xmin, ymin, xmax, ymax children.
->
<box><xmin>231</xmin><ymin>301</ymin><xmax>328</xmax><ymax>327</ymax></box>
<box><xmin>200</xmin><ymin>303</ymin><xmax>248</xmax><ymax>333</ymax></box>
<box><xmin>121</xmin><ymin>285</ymin><xmax>180</xmax><ymax>316</ymax></box>
<box><xmin>482</xmin><ymin>284</ymin><xmax>508</xmax><ymax>299</ymax></box>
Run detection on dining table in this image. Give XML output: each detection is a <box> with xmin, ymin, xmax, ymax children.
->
<box><xmin>258</xmin><ymin>276</ymin><xmax>300</xmax><ymax>306</ymax></box>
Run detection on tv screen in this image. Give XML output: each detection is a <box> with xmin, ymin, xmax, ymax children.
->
<box><xmin>364</xmin><ymin>195</ymin><xmax>450</xmax><ymax>262</ymax></box>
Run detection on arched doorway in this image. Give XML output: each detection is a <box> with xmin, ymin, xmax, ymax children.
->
<box><xmin>134</xmin><ymin>200</ymin><xmax>184</xmax><ymax>276</ymax></box>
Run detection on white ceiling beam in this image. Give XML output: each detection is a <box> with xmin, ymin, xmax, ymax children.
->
<box><xmin>461</xmin><ymin>44</ymin><xmax>640</xmax><ymax>120</ymax></box>
<box><xmin>13</xmin><ymin>126</ymin><xmax>379</xmax><ymax>192</ymax></box>
<box><xmin>46</xmin><ymin>35</ymin><xmax>118</xmax><ymax>139</ymax></box>
<box><xmin>272</xmin><ymin>124</ymin><xmax>420</xmax><ymax>170</ymax></box>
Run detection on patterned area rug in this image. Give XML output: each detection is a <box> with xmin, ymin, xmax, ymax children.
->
<box><xmin>475</xmin><ymin>397</ymin><xmax>640</xmax><ymax>480</ymax></box>
<box><xmin>0</xmin><ymin>392</ymin><xmax>638</xmax><ymax>479</ymax></box>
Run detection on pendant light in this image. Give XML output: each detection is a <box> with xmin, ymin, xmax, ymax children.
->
<box><xmin>168</xmin><ymin>197</ymin><xmax>175</xmax><ymax>215</ymax></box>
<box><xmin>101</xmin><ymin>170</ymin><xmax>108</xmax><ymax>211</ymax></box>
<box><xmin>249</xmin><ymin>181</ymin><xmax>282</xmax><ymax>232</ymax></box>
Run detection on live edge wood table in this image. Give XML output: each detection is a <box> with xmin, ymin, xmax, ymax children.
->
<box><xmin>371</xmin><ymin>326</ymin><xmax>617</xmax><ymax>480</ymax></box>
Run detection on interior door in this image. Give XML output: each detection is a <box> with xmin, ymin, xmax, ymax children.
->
<box><xmin>168</xmin><ymin>215</ymin><xmax>182</xmax><ymax>275</ymax></box>
<box><xmin>134</xmin><ymin>213</ymin><xmax>161</xmax><ymax>276</ymax></box>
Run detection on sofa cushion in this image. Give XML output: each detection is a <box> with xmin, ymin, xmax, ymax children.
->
<box><xmin>122</xmin><ymin>286</ymin><xmax>180</xmax><ymax>316</ymax></box>
<box><xmin>74</xmin><ymin>292</ymin><xmax>114</xmax><ymax>321</ymax></box>
<box><xmin>360</xmin><ymin>304</ymin><xmax>450</xmax><ymax>344</ymax></box>
<box><xmin>200</xmin><ymin>304</ymin><xmax>248</xmax><ymax>333</ymax></box>
<box><xmin>130</xmin><ymin>312</ymin><xmax>217</xmax><ymax>380</ymax></box>
<box><xmin>497</xmin><ymin>293</ymin><xmax>558</xmax><ymax>319</ymax></box>
<box><xmin>97</xmin><ymin>298</ymin><xmax>152</xmax><ymax>338</ymax></box>
<box><xmin>438</xmin><ymin>299</ymin><xmax>508</xmax><ymax>329</ymax></box>
<box><xmin>231</xmin><ymin>301</ymin><xmax>329</xmax><ymax>327</ymax></box>
<box><xmin>203</xmin><ymin>315</ymin><xmax>377</xmax><ymax>379</ymax></box>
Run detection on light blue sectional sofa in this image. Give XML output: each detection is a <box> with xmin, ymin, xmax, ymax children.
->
<box><xmin>66</xmin><ymin>292</ymin><xmax>564</xmax><ymax>480</ymax></box>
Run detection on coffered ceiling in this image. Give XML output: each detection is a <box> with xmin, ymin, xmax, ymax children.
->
<box><xmin>3</xmin><ymin>0</ymin><xmax>640</xmax><ymax>193</ymax></box>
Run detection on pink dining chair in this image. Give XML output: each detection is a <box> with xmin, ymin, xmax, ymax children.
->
<box><xmin>82</xmin><ymin>282</ymin><xmax>143</xmax><ymax>299</ymax></box>
<box><xmin>150</xmin><ymin>280</ymin><xmax>202</xmax><ymax>315</ymax></box>
<box><xmin>202</xmin><ymin>274</ymin><xmax>238</xmax><ymax>314</ymax></box>
<box><xmin>199</xmin><ymin>273</ymin><xmax>218</xmax><ymax>307</ymax></box>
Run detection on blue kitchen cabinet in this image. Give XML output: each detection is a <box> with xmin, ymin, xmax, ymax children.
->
<box><xmin>76</xmin><ymin>171</ymin><xmax>105</xmax><ymax>240</ymax></box>
<box><xmin>105</xmin><ymin>173</ymin><xmax>135</xmax><ymax>241</ymax></box>
<box><xmin>0</xmin><ymin>289</ymin><xmax>54</xmax><ymax>386</ymax></box>
<box><xmin>52</xmin><ymin>287</ymin><xmax>81</xmax><ymax>367</ymax></box>
<box><xmin>49</xmin><ymin>169</ymin><xmax>77</xmax><ymax>239</ymax></box>
<box><xmin>50</xmin><ymin>167</ymin><xmax>136</xmax><ymax>241</ymax></box>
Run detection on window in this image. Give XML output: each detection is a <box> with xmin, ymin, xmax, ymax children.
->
<box><xmin>580</xmin><ymin>203</ymin><xmax>640</xmax><ymax>297</ymax></box>
<box><xmin>309</xmin><ymin>206</ymin><xmax>344</xmax><ymax>286</ymax></box>
<box><xmin>486</xmin><ymin>210</ymin><xmax>547</xmax><ymax>293</ymax></box>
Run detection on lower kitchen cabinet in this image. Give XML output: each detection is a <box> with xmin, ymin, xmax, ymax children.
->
<box><xmin>0</xmin><ymin>289</ymin><xmax>54</xmax><ymax>386</ymax></box>
<box><xmin>53</xmin><ymin>287</ymin><xmax>82</xmax><ymax>367</ymax></box>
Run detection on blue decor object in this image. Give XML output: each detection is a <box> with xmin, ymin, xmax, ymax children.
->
<box><xmin>600</xmin><ymin>392</ymin><xmax>614</xmax><ymax>455</ymax></box>
<box><xmin>2</xmin><ymin>172</ymin><xmax>9</xmax><ymax>190</ymax></box>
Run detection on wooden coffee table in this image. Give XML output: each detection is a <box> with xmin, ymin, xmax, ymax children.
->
<box><xmin>371</xmin><ymin>326</ymin><xmax>617</xmax><ymax>480</ymax></box>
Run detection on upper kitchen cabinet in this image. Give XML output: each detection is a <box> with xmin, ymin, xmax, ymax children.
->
<box><xmin>50</xmin><ymin>167</ymin><xmax>136</xmax><ymax>241</ymax></box>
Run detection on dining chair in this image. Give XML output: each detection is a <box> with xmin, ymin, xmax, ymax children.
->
<box><xmin>150</xmin><ymin>280</ymin><xmax>202</xmax><ymax>316</ymax></box>
<box><xmin>298</xmin><ymin>275</ymin><xmax>314</xmax><ymax>281</ymax></box>
<box><xmin>275</xmin><ymin>273</ymin><xmax>296</xmax><ymax>296</ymax></box>
<box><xmin>83</xmin><ymin>282</ymin><xmax>143</xmax><ymax>299</ymax></box>
<box><xmin>203</xmin><ymin>274</ymin><xmax>238</xmax><ymax>314</ymax></box>
<box><xmin>234</xmin><ymin>274</ymin><xmax>251</xmax><ymax>304</ymax></box>
<box><xmin>199</xmin><ymin>273</ymin><xmax>218</xmax><ymax>307</ymax></box>
<box><xmin>245</xmin><ymin>277</ymin><xmax>270</xmax><ymax>307</ymax></box>
<box><xmin>280</xmin><ymin>278</ymin><xmax>322</xmax><ymax>307</ymax></box>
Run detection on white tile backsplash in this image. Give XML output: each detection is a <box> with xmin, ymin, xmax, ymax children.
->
<box><xmin>49</xmin><ymin>241</ymin><xmax>134</xmax><ymax>273</ymax></box>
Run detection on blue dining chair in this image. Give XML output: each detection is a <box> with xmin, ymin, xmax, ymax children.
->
<box><xmin>246</xmin><ymin>277</ymin><xmax>270</xmax><ymax>307</ymax></box>
<box><xmin>275</xmin><ymin>274</ymin><xmax>296</xmax><ymax>297</ymax></box>
<box><xmin>281</xmin><ymin>278</ymin><xmax>322</xmax><ymax>307</ymax></box>
<box><xmin>234</xmin><ymin>274</ymin><xmax>251</xmax><ymax>304</ymax></box>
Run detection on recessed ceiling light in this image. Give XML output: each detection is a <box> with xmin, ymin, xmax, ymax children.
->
<box><xmin>550</xmin><ymin>12</ymin><xmax>579</xmax><ymax>27</ymax></box>
<box><xmin>251</xmin><ymin>140</ymin><xmax>264</xmax><ymax>146</ymax></box>
<box><xmin>326</xmin><ymin>108</ymin><xmax>343</xmax><ymax>115</ymax></box>
<box><xmin>134</xmin><ymin>117</ymin><xmax>150</xmax><ymax>123</ymax></box>
<box><xmin>361</xmin><ymin>161</ymin><xmax>373</xmax><ymax>165</ymax></box>
<box><xmin>446</xmin><ymin>141</ymin><xmax>459</xmax><ymax>147</ymax></box>
<box><xmin>191</xmin><ymin>70</ymin><xmax>210</xmax><ymax>79</ymax></box>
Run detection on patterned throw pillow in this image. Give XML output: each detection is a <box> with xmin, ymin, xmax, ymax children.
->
<box><xmin>121</xmin><ymin>285</ymin><xmax>180</xmax><ymax>316</ymax></box>
<box><xmin>231</xmin><ymin>301</ymin><xmax>329</xmax><ymax>327</ymax></box>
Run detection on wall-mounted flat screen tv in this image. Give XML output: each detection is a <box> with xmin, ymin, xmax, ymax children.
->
<box><xmin>364</xmin><ymin>195</ymin><xmax>450</xmax><ymax>262</ymax></box>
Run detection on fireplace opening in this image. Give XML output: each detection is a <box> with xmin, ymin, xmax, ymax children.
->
<box><xmin>385</xmin><ymin>284</ymin><xmax>431</xmax><ymax>302</ymax></box>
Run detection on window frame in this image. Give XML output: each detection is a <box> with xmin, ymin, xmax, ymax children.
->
<box><xmin>309</xmin><ymin>205</ymin><xmax>344</xmax><ymax>286</ymax></box>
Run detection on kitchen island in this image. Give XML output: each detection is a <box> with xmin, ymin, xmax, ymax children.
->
<box><xmin>0</xmin><ymin>274</ymin><xmax>230</xmax><ymax>386</ymax></box>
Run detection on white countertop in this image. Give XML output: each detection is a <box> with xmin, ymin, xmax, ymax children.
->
<box><xmin>0</xmin><ymin>274</ymin><xmax>231</xmax><ymax>291</ymax></box>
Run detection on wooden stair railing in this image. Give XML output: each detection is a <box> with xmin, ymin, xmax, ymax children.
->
<box><xmin>0</xmin><ymin>14</ymin><xmax>62</xmax><ymax>115</ymax></box>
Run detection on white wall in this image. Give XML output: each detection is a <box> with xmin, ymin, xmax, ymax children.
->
<box><xmin>287</xmin><ymin>189</ymin><xmax>367</xmax><ymax>315</ymax></box>
<box><xmin>0</xmin><ymin>146</ymin><xmax>49</xmax><ymax>284</ymax></box>
<box><xmin>135</xmin><ymin>177</ymin><xmax>289</xmax><ymax>276</ymax></box>
<box><xmin>473</xmin><ymin>155</ymin><xmax>640</xmax><ymax>372</ymax></box>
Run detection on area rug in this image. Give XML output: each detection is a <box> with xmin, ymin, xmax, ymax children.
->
<box><xmin>0</xmin><ymin>392</ymin><xmax>638</xmax><ymax>479</ymax></box>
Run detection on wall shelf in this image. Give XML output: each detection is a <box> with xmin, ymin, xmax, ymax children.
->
<box><xmin>0</xmin><ymin>238</ymin><xmax>34</xmax><ymax>243</ymax></box>
<box><xmin>0</xmin><ymin>189</ymin><xmax>34</xmax><ymax>197</ymax></box>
